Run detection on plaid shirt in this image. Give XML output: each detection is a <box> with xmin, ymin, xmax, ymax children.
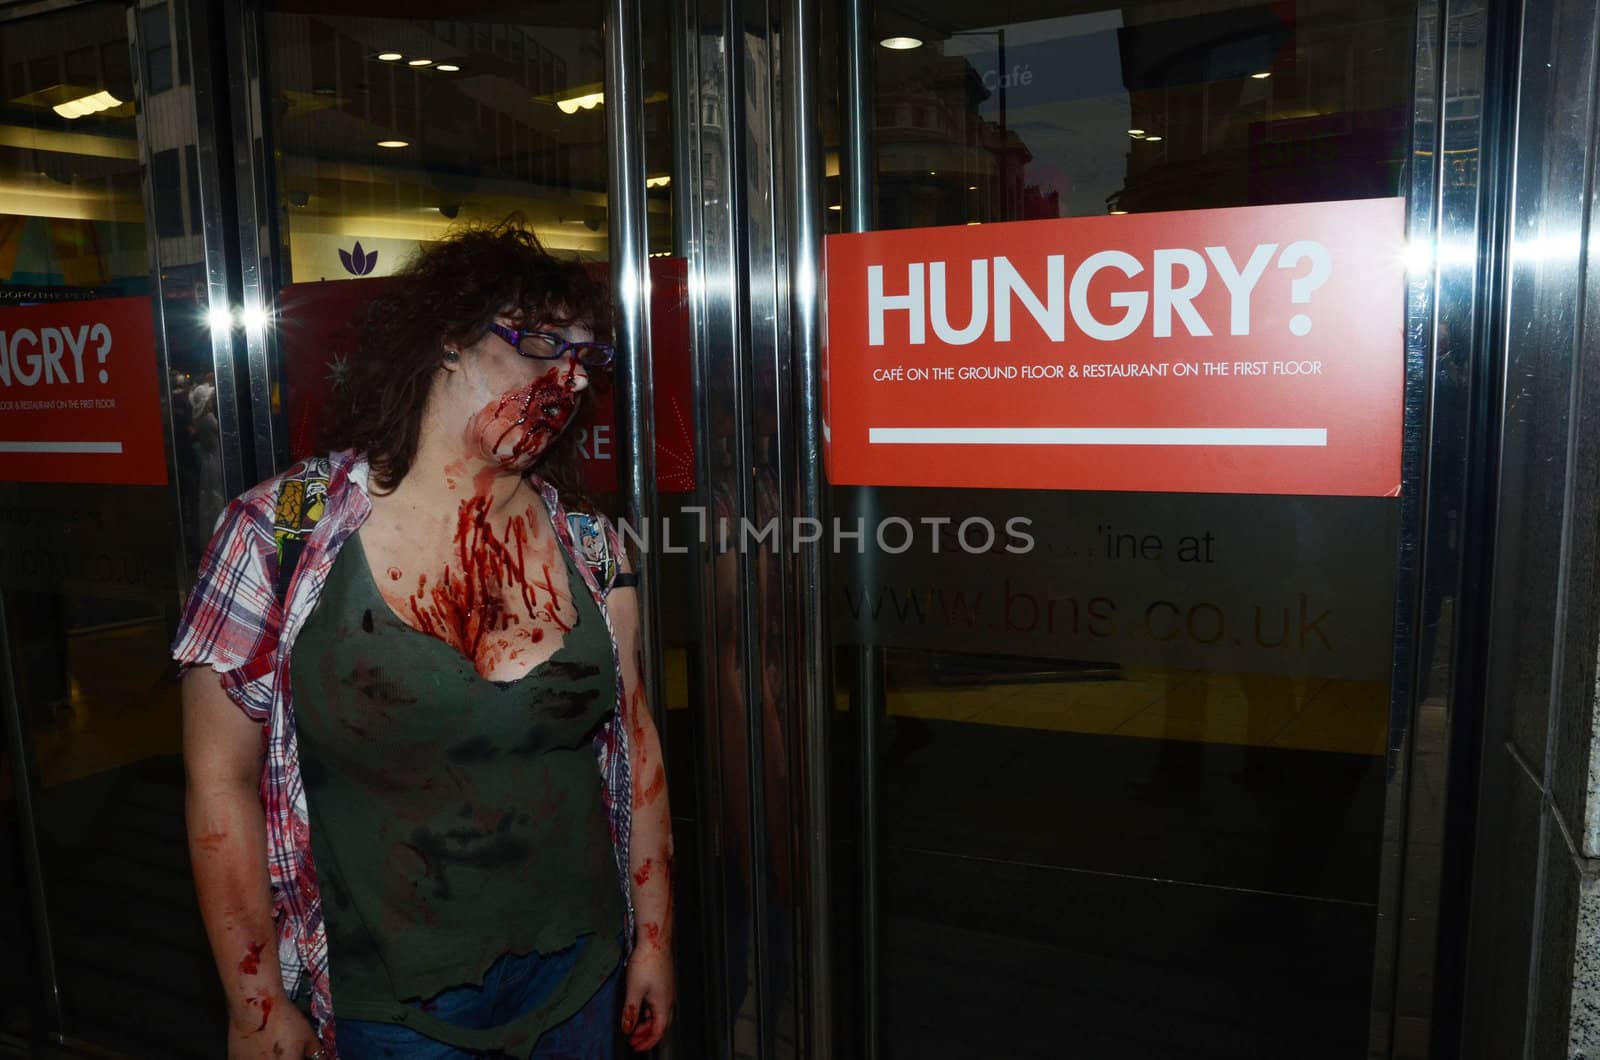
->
<box><xmin>172</xmin><ymin>450</ymin><xmax>634</xmax><ymax>1054</ymax></box>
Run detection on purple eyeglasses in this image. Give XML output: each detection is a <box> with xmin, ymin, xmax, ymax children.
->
<box><xmin>488</xmin><ymin>323</ymin><xmax>615</xmax><ymax>368</ymax></box>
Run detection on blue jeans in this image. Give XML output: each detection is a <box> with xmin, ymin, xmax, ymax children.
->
<box><xmin>336</xmin><ymin>940</ymin><xmax>622</xmax><ymax>1059</ymax></box>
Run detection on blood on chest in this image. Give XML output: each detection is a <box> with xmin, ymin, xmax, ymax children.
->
<box><xmin>374</xmin><ymin>496</ymin><xmax>575</xmax><ymax>680</ymax></box>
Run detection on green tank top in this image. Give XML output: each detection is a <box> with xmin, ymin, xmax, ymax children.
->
<box><xmin>290</xmin><ymin>529</ymin><xmax>624</xmax><ymax>1054</ymax></box>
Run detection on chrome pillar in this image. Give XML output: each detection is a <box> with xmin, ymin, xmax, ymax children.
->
<box><xmin>607</xmin><ymin>0</ymin><xmax>678</xmax><ymax>1044</ymax></box>
<box><xmin>681</xmin><ymin>0</ymin><xmax>762</xmax><ymax>1051</ymax></box>
<box><xmin>840</xmin><ymin>0</ymin><xmax>881</xmax><ymax>1056</ymax></box>
<box><xmin>605</xmin><ymin>0</ymin><xmax>665</xmax><ymax>727</ymax></box>
<box><xmin>604</xmin><ymin>6</ymin><xmax>675</xmax><ymax>1052</ymax></box>
<box><xmin>1456</xmin><ymin>0</ymin><xmax>1600</xmax><ymax>1049</ymax></box>
<box><xmin>678</xmin><ymin>0</ymin><xmax>816</xmax><ymax>1051</ymax></box>
<box><xmin>222</xmin><ymin>0</ymin><xmax>287</xmax><ymax>477</ymax></box>
<box><xmin>1369</xmin><ymin>0</ymin><xmax>1510</xmax><ymax>1052</ymax></box>
<box><xmin>168</xmin><ymin>0</ymin><xmax>251</xmax><ymax>497</ymax></box>
<box><xmin>781</xmin><ymin>0</ymin><xmax>833</xmax><ymax>1052</ymax></box>
<box><xmin>840</xmin><ymin>0</ymin><xmax>874</xmax><ymax>230</ymax></box>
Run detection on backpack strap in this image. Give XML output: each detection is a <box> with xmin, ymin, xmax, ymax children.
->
<box><xmin>271</xmin><ymin>460</ymin><xmax>331</xmax><ymax>606</ymax></box>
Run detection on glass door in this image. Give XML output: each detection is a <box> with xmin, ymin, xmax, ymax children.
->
<box><xmin>819</xmin><ymin>1</ymin><xmax>1435</xmax><ymax>1057</ymax></box>
<box><xmin>0</xmin><ymin>0</ymin><xmax>233</xmax><ymax>1051</ymax></box>
<box><xmin>238</xmin><ymin>0</ymin><xmax>713</xmax><ymax>1053</ymax></box>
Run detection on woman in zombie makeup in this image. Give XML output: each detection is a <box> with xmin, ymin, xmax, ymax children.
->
<box><xmin>174</xmin><ymin>221</ymin><xmax>674</xmax><ymax>1060</ymax></box>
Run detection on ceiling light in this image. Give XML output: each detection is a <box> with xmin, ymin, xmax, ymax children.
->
<box><xmin>1251</xmin><ymin>71</ymin><xmax>1272</xmax><ymax>79</ymax></box>
<box><xmin>646</xmin><ymin>175</ymin><xmax>671</xmax><ymax>188</ymax></box>
<box><xmin>880</xmin><ymin>36</ymin><xmax>923</xmax><ymax>50</ymax></box>
<box><xmin>967</xmin><ymin>221</ymin><xmax>981</xmax><ymax>226</ymax></box>
<box><xmin>556</xmin><ymin>90</ymin><xmax>605</xmax><ymax>115</ymax></box>
<box><xmin>1144</xmin><ymin>135</ymin><xmax>1163</xmax><ymax>142</ymax></box>
<box><xmin>967</xmin><ymin>184</ymin><xmax>977</xmax><ymax>190</ymax></box>
<box><xmin>52</xmin><ymin>90</ymin><xmax>123</xmax><ymax>120</ymax></box>
<box><xmin>376</xmin><ymin>139</ymin><xmax>409</xmax><ymax>148</ymax></box>
<box><xmin>408</xmin><ymin>58</ymin><xmax>433</xmax><ymax>67</ymax></box>
<box><xmin>207</xmin><ymin>306</ymin><xmax>234</xmax><ymax>332</ymax></box>
<box><xmin>436</xmin><ymin>64</ymin><xmax>461</xmax><ymax>72</ymax></box>
<box><xmin>1109</xmin><ymin>209</ymin><xmax>1128</xmax><ymax>215</ymax></box>
<box><xmin>376</xmin><ymin>52</ymin><xmax>403</xmax><ymax>61</ymax></box>
<box><xmin>828</xmin><ymin>204</ymin><xmax>842</xmax><ymax>211</ymax></box>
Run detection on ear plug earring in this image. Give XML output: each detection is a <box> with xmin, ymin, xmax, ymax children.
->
<box><xmin>442</xmin><ymin>346</ymin><xmax>459</xmax><ymax>362</ymax></box>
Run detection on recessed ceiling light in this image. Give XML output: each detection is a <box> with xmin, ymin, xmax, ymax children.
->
<box><xmin>556</xmin><ymin>91</ymin><xmax>605</xmax><ymax>115</ymax></box>
<box><xmin>436</xmin><ymin>63</ymin><xmax>461</xmax><ymax>72</ymax></box>
<box><xmin>966</xmin><ymin>221</ymin><xmax>981</xmax><ymax>226</ymax></box>
<box><xmin>376</xmin><ymin>52</ymin><xmax>403</xmax><ymax>61</ymax></box>
<box><xmin>1144</xmin><ymin>135</ymin><xmax>1163</xmax><ymax>142</ymax></box>
<box><xmin>828</xmin><ymin>204</ymin><xmax>842</xmax><ymax>211</ymax></box>
<box><xmin>1128</xmin><ymin>128</ymin><xmax>1145</xmax><ymax>136</ymax></box>
<box><xmin>929</xmin><ymin>170</ymin><xmax>937</xmax><ymax>176</ymax></box>
<box><xmin>967</xmin><ymin>184</ymin><xmax>977</xmax><ymax>190</ymax></box>
<box><xmin>377</xmin><ymin>139</ymin><xmax>409</xmax><ymax>148</ymax></box>
<box><xmin>880</xmin><ymin>36</ymin><xmax>923</xmax><ymax>50</ymax></box>
<box><xmin>52</xmin><ymin>90</ymin><xmax>123</xmax><ymax>120</ymax></box>
<box><xmin>408</xmin><ymin>58</ymin><xmax>433</xmax><ymax>67</ymax></box>
<box><xmin>1251</xmin><ymin>71</ymin><xmax>1272</xmax><ymax>79</ymax></box>
<box><xmin>1109</xmin><ymin>209</ymin><xmax>1129</xmax><ymax>215</ymax></box>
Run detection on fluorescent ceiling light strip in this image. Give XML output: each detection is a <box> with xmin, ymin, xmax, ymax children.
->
<box><xmin>867</xmin><ymin>427</ymin><xmax>1328</xmax><ymax>446</ymax></box>
<box><xmin>0</xmin><ymin>441</ymin><xmax>124</xmax><ymax>453</ymax></box>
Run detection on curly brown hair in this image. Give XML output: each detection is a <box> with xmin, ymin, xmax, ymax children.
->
<box><xmin>319</xmin><ymin>218</ymin><xmax>611</xmax><ymax>498</ymax></box>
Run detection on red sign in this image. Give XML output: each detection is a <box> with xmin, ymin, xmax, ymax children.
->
<box><xmin>0</xmin><ymin>296</ymin><xmax>167</xmax><ymax>485</ymax></box>
<box><xmin>575</xmin><ymin>256</ymin><xmax>695</xmax><ymax>494</ymax></box>
<box><xmin>823</xmin><ymin>197</ymin><xmax>1406</xmax><ymax>496</ymax></box>
<box><xmin>280</xmin><ymin>257</ymin><xmax>694</xmax><ymax>494</ymax></box>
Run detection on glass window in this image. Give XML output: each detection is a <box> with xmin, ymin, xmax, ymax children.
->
<box><xmin>266</xmin><ymin>11</ymin><xmax>610</xmax><ymax>289</ymax></box>
<box><xmin>261</xmin><ymin>6</ymin><xmax>700</xmax><ymax>1052</ymax></box>
<box><xmin>137</xmin><ymin>4</ymin><xmax>172</xmax><ymax>96</ymax></box>
<box><xmin>828</xmin><ymin>0</ymin><xmax>1417</xmax><ymax>1055</ymax></box>
<box><xmin>0</xmin><ymin>1</ymin><xmax>224</xmax><ymax>1051</ymax></box>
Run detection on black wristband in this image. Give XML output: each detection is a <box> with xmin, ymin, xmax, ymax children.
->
<box><xmin>612</xmin><ymin>571</ymin><xmax>640</xmax><ymax>589</ymax></box>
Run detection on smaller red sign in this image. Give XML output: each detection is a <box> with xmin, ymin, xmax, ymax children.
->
<box><xmin>573</xmin><ymin>256</ymin><xmax>695</xmax><ymax>494</ymax></box>
<box><xmin>0</xmin><ymin>296</ymin><xmax>167</xmax><ymax>486</ymax></box>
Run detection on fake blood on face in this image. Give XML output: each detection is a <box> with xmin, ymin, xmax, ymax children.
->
<box><xmin>468</xmin><ymin>363</ymin><xmax>581</xmax><ymax>472</ymax></box>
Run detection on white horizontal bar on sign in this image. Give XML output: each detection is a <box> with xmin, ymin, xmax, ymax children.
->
<box><xmin>866</xmin><ymin>427</ymin><xmax>1328</xmax><ymax>447</ymax></box>
<box><xmin>0</xmin><ymin>441</ymin><xmax>124</xmax><ymax>454</ymax></box>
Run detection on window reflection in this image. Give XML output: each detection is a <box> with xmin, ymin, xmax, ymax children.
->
<box><xmin>872</xmin><ymin>3</ymin><xmax>1411</xmax><ymax>227</ymax></box>
<box><xmin>0</xmin><ymin>2</ymin><xmax>220</xmax><ymax>1052</ymax></box>
<box><xmin>267</xmin><ymin>12</ymin><xmax>616</xmax><ymax>278</ymax></box>
<box><xmin>835</xmin><ymin>1</ymin><xmax>1416</xmax><ymax>1056</ymax></box>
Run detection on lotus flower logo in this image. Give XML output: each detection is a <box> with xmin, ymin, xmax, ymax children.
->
<box><xmin>339</xmin><ymin>241</ymin><xmax>378</xmax><ymax>276</ymax></box>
